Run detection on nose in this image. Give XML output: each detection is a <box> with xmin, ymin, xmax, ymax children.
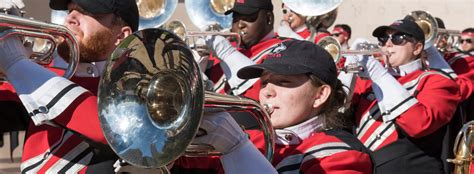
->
<box><xmin>237</xmin><ymin>19</ymin><xmax>246</xmax><ymax>30</ymax></box>
<box><xmin>384</xmin><ymin>38</ymin><xmax>394</xmax><ymax>48</ymax></box>
<box><xmin>260</xmin><ymin>84</ymin><xmax>276</xmax><ymax>99</ymax></box>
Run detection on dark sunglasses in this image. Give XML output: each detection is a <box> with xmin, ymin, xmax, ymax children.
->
<box><xmin>460</xmin><ymin>38</ymin><xmax>473</xmax><ymax>44</ymax></box>
<box><xmin>378</xmin><ymin>33</ymin><xmax>415</xmax><ymax>46</ymax></box>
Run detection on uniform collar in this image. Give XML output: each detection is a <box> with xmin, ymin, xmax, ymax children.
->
<box><xmin>388</xmin><ymin>59</ymin><xmax>422</xmax><ymax>77</ymax></box>
<box><xmin>275</xmin><ymin>116</ymin><xmax>324</xmax><ymax>145</ymax></box>
<box><xmin>74</xmin><ymin>61</ymin><xmax>107</xmax><ymax>78</ymax></box>
<box><xmin>260</xmin><ymin>30</ymin><xmax>276</xmax><ymax>43</ymax></box>
<box><xmin>294</xmin><ymin>25</ymin><xmax>308</xmax><ymax>33</ymax></box>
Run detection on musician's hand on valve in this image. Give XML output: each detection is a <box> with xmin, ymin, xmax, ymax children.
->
<box><xmin>0</xmin><ymin>0</ymin><xmax>25</xmax><ymax>15</ymax></box>
<box><xmin>355</xmin><ymin>55</ymin><xmax>388</xmax><ymax>81</ymax></box>
<box><xmin>192</xmin><ymin>111</ymin><xmax>249</xmax><ymax>155</ymax></box>
<box><xmin>0</xmin><ymin>36</ymin><xmax>29</xmax><ymax>73</ymax></box>
<box><xmin>204</xmin><ymin>35</ymin><xmax>237</xmax><ymax>61</ymax></box>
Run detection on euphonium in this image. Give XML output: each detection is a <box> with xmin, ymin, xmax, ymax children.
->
<box><xmin>405</xmin><ymin>10</ymin><xmax>461</xmax><ymax>51</ymax></box>
<box><xmin>0</xmin><ymin>13</ymin><xmax>79</xmax><ymax>80</ymax></box>
<box><xmin>447</xmin><ymin>121</ymin><xmax>474</xmax><ymax>174</ymax></box>
<box><xmin>97</xmin><ymin>28</ymin><xmax>274</xmax><ymax>171</ymax></box>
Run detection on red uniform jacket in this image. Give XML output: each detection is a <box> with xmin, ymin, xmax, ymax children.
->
<box><xmin>353</xmin><ymin>69</ymin><xmax>460</xmax><ymax>151</ymax></box>
<box><xmin>173</xmin><ymin>129</ymin><xmax>373</xmax><ymax>174</ymax></box>
<box><xmin>445</xmin><ymin>51</ymin><xmax>474</xmax><ymax>101</ymax></box>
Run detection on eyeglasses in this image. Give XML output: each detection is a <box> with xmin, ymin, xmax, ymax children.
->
<box><xmin>460</xmin><ymin>38</ymin><xmax>473</xmax><ymax>44</ymax></box>
<box><xmin>332</xmin><ymin>33</ymin><xmax>341</xmax><ymax>37</ymax></box>
<box><xmin>378</xmin><ymin>33</ymin><xmax>416</xmax><ymax>46</ymax></box>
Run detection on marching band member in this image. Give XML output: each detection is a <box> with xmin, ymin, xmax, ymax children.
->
<box><xmin>277</xmin><ymin>3</ymin><xmax>331</xmax><ymax>43</ymax></box>
<box><xmin>459</xmin><ymin>28</ymin><xmax>474</xmax><ymax>53</ymax></box>
<box><xmin>0</xmin><ymin>0</ymin><xmax>277</xmax><ymax>173</ymax></box>
<box><xmin>174</xmin><ymin>40</ymin><xmax>374</xmax><ymax>174</ymax></box>
<box><xmin>205</xmin><ymin>0</ymin><xmax>290</xmax><ymax>101</ymax></box>
<box><xmin>339</xmin><ymin>19</ymin><xmax>461</xmax><ymax>174</ymax></box>
<box><xmin>332</xmin><ymin>24</ymin><xmax>352</xmax><ymax>50</ymax></box>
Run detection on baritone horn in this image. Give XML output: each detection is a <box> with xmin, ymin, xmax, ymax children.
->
<box><xmin>0</xmin><ymin>13</ymin><xmax>79</xmax><ymax>79</ymax></box>
<box><xmin>405</xmin><ymin>10</ymin><xmax>461</xmax><ymax>51</ymax></box>
<box><xmin>98</xmin><ymin>29</ymin><xmax>274</xmax><ymax>170</ymax></box>
<box><xmin>447</xmin><ymin>121</ymin><xmax>474</xmax><ymax>174</ymax></box>
<box><xmin>317</xmin><ymin>36</ymin><xmax>385</xmax><ymax>73</ymax></box>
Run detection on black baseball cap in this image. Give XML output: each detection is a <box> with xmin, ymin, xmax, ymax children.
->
<box><xmin>224</xmin><ymin>0</ymin><xmax>273</xmax><ymax>15</ymax></box>
<box><xmin>49</xmin><ymin>0</ymin><xmax>139</xmax><ymax>32</ymax></box>
<box><xmin>237</xmin><ymin>40</ymin><xmax>337</xmax><ymax>88</ymax></box>
<box><xmin>372</xmin><ymin>19</ymin><xmax>425</xmax><ymax>42</ymax></box>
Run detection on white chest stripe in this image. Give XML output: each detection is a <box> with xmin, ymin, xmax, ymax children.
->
<box><xmin>275</xmin><ymin>142</ymin><xmax>350</xmax><ymax>172</ymax></box>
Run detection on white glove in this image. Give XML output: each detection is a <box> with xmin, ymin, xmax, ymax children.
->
<box><xmin>0</xmin><ymin>36</ymin><xmax>28</xmax><ymax>73</ymax></box>
<box><xmin>357</xmin><ymin>55</ymin><xmax>418</xmax><ymax>121</ymax></box>
<box><xmin>277</xmin><ymin>21</ymin><xmax>304</xmax><ymax>40</ymax></box>
<box><xmin>192</xmin><ymin>111</ymin><xmax>248</xmax><ymax>154</ymax></box>
<box><xmin>204</xmin><ymin>35</ymin><xmax>257</xmax><ymax>95</ymax></box>
<box><xmin>0</xmin><ymin>0</ymin><xmax>25</xmax><ymax>15</ymax></box>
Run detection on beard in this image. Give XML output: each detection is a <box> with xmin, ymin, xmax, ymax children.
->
<box><xmin>58</xmin><ymin>28</ymin><xmax>115</xmax><ymax>63</ymax></box>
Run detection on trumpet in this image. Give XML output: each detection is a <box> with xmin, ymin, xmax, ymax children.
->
<box><xmin>163</xmin><ymin>20</ymin><xmax>241</xmax><ymax>51</ymax></box>
<box><xmin>0</xmin><ymin>13</ymin><xmax>79</xmax><ymax>80</ymax></box>
<box><xmin>317</xmin><ymin>36</ymin><xmax>386</xmax><ymax>73</ymax></box>
<box><xmin>98</xmin><ymin>28</ymin><xmax>274</xmax><ymax>171</ymax></box>
<box><xmin>405</xmin><ymin>10</ymin><xmax>461</xmax><ymax>52</ymax></box>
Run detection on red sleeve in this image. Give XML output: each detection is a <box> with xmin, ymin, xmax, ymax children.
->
<box><xmin>300</xmin><ymin>150</ymin><xmax>373</xmax><ymax>174</ymax></box>
<box><xmin>450</xmin><ymin>57</ymin><xmax>474</xmax><ymax>101</ymax></box>
<box><xmin>0</xmin><ymin>82</ymin><xmax>20</xmax><ymax>102</ymax></box>
<box><xmin>314</xmin><ymin>32</ymin><xmax>331</xmax><ymax>43</ymax></box>
<box><xmin>53</xmin><ymin>93</ymin><xmax>108</xmax><ymax>144</ymax></box>
<box><xmin>395</xmin><ymin>74</ymin><xmax>461</xmax><ymax>138</ymax></box>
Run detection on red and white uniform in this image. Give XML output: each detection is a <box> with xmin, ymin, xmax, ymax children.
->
<box><xmin>173</xmin><ymin>117</ymin><xmax>373</xmax><ymax>174</ymax></box>
<box><xmin>353</xmin><ymin>59</ymin><xmax>460</xmax><ymax>151</ymax></box>
<box><xmin>444</xmin><ymin>51</ymin><xmax>474</xmax><ymax>101</ymax></box>
<box><xmin>206</xmin><ymin>33</ymin><xmax>288</xmax><ymax>101</ymax></box>
<box><xmin>351</xmin><ymin>59</ymin><xmax>460</xmax><ymax>173</ymax></box>
<box><xmin>17</xmin><ymin>61</ymin><xmax>110</xmax><ymax>174</ymax></box>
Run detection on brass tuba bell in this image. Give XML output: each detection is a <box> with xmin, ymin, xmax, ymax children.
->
<box><xmin>137</xmin><ymin>0</ymin><xmax>178</xmax><ymax>30</ymax></box>
<box><xmin>98</xmin><ymin>28</ymin><xmax>274</xmax><ymax>170</ymax></box>
<box><xmin>447</xmin><ymin>121</ymin><xmax>474</xmax><ymax>174</ymax></box>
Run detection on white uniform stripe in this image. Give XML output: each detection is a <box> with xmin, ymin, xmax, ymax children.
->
<box><xmin>275</xmin><ymin>142</ymin><xmax>350</xmax><ymax>172</ymax></box>
<box><xmin>368</xmin><ymin>124</ymin><xmax>396</xmax><ymax>151</ymax></box>
<box><xmin>66</xmin><ymin>152</ymin><xmax>94</xmax><ymax>174</ymax></box>
<box><xmin>19</xmin><ymin>77</ymin><xmax>88</xmax><ymax>125</ymax></box>
<box><xmin>21</xmin><ymin>131</ymin><xmax>74</xmax><ymax>173</ymax></box>
<box><xmin>356</xmin><ymin>109</ymin><xmax>379</xmax><ymax>139</ymax></box>
<box><xmin>45</xmin><ymin>142</ymin><xmax>90</xmax><ymax>173</ymax></box>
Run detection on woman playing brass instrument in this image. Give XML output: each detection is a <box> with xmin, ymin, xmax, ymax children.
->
<box><xmin>339</xmin><ymin>18</ymin><xmax>461</xmax><ymax>174</ymax></box>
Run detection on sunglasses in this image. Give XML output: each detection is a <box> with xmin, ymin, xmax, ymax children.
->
<box><xmin>332</xmin><ymin>33</ymin><xmax>341</xmax><ymax>37</ymax></box>
<box><xmin>378</xmin><ymin>33</ymin><xmax>416</xmax><ymax>46</ymax></box>
<box><xmin>460</xmin><ymin>38</ymin><xmax>473</xmax><ymax>44</ymax></box>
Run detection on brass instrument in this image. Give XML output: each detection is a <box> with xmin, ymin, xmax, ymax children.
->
<box><xmin>97</xmin><ymin>29</ymin><xmax>274</xmax><ymax>171</ymax></box>
<box><xmin>185</xmin><ymin>0</ymin><xmax>234</xmax><ymax>31</ymax></box>
<box><xmin>318</xmin><ymin>36</ymin><xmax>385</xmax><ymax>73</ymax></box>
<box><xmin>163</xmin><ymin>20</ymin><xmax>241</xmax><ymax>48</ymax></box>
<box><xmin>0</xmin><ymin>13</ymin><xmax>79</xmax><ymax>80</ymax></box>
<box><xmin>405</xmin><ymin>10</ymin><xmax>461</xmax><ymax>51</ymax></box>
<box><xmin>137</xmin><ymin>0</ymin><xmax>178</xmax><ymax>29</ymax></box>
<box><xmin>447</xmin><ymin>121</ymin><xmax>474</xmax><ymax>174</ymax></box>
<box><xmin>283</xmin><ymin>0</ymin><xmax>342</xmax><ymax>30</ymax></box>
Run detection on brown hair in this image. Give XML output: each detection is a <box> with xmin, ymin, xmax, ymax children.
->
<box><xmin>308</xmin><ymin>74</ymin><xmax>353</xmax><ymax>130</ymax></box>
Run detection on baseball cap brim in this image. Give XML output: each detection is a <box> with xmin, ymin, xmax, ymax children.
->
<box><xmin>50</xmin><ymin>0</ymin><xmax>113</xmax><ymax>14</ymax></box>
<box><xmin>372</xmin><ymin>25</ymin><xmax>413</xmax><ymax>38</ymax></box>
<box><xmin>237</xmin><ymin>63</ymin><xmax>313</xmax><ymax>79</ymax></box>
<box><xmin>224</xmin><ymin>6</ymin><xmax>260</xmax><ymax>15</ymax></box>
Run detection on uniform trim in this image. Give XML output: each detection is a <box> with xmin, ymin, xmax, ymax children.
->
<box><xmin>19</xmin><ymin>77</ymin><xmax>88</xmax><ymax>125</ymax></box>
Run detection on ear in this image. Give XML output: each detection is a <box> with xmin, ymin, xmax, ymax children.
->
<box><xmin>114</xmin><ymin>26</ymin><xmax>133</xmax><ymax>46</ymax></box>
<box><xmin>413</xmin><ymin>42</ymin><xmax>424</xmax><ymax>56</ymax></box>
<box><xmin>313</xmin><ymin>85</ymin><xmax>332</xmax><ymax>109</ymax></box>
<box><xmin>266</xmin><ymin>11</ymin><xmax>274</xmax><ymax>26</ymax></box>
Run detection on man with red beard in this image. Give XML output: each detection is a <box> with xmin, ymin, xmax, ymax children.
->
<box><xmin>0</xmin><ymin>0</ymin><xmax>138</xmax><ymax>173</ymax></box>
